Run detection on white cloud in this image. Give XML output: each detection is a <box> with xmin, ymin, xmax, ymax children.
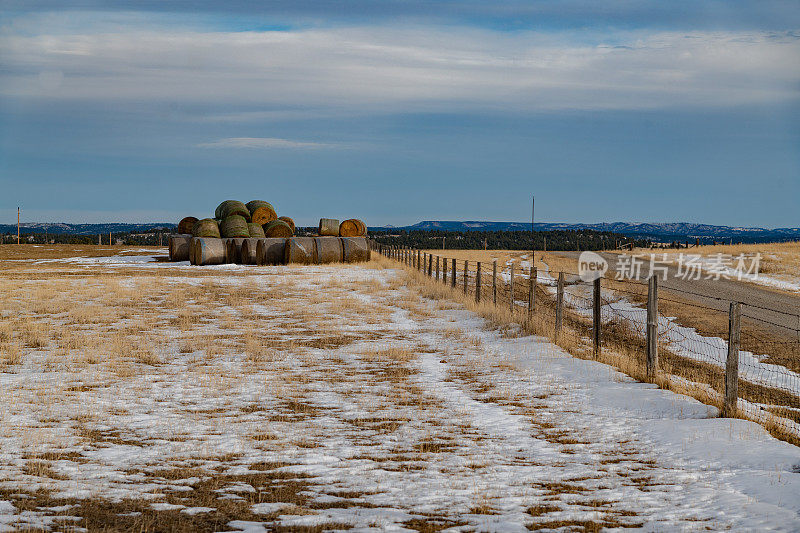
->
<box><xmin>196</xmin><ymin>137</ymin><xmax>337</xmax><ymax>149</ymax></box>
<box><xmin>0</xmin><ymin>25</ymin><xmax>798</xmax><ymax>112</ymax></box>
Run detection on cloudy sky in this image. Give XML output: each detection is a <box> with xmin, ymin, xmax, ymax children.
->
<box><xmin>1</xmin><ymin>1</ymin><xmax>799</xmax><ymax>226</ymax></box>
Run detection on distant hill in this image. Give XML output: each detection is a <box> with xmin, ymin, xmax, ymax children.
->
<box><xmin>371</xmin><ymin>221</ymin><xmax>800</xmax><ymax>242</ymax></box>
<box><xmin>3</xmin><ymin>221</ymin><xmax>798</xmax><ymax>243</ymax></box>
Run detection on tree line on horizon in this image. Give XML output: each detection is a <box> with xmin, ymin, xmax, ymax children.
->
<box><xmin>2</xmin><ymin>227</ymin><xmax>670</xmax><ymax>250</ymax></box>
<box><xmin>369</xmin><ymin>229</ymin><xmax>653</xmax><ymax>251</ymax></box>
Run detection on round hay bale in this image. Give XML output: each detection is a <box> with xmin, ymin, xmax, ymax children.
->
<box><xmin>169</xmin><ymin>234</ymin><xmax>192</xmax><ymax>262</ymax></box>
<box><xmin>224</xmin><ymin>237</ymin><xmax>246</xmax><ymax>264</ymax></box>
<box><xmin>240</xmin><ymin>238</ymin><xmax>261</xmax><ymax>265</ymax></box>
<box><xmin>354</xmin><ymin>219</ymin><xmax>367</xmax><ymax>235</ymax></box>
<box><xmin>216</xmin><ymin>200</ymin><xmax>251</xmax><ymax>222</ymax></box>
<box><xmin>318</xmin><ymin>218</ymin><xmax>339</xmax><ymax>237</ymax></box>
<box><xmin>285</xmin><ymin>237</ymin><xmax>317</xmax><ymax>264</ymax></box>
<box><xmin>256</xmin><ymin>238</ymin><xmax>287</xmax><ymax>265</ymax></box>
<box><xmin>264</xmin><ymin>220</ymin><xmax>293</xmax><ymax>238</ymax></box>
<box><xmin>339</xmin><ymin>219</ymin><xmax>366</xmax><ymax>237</ymax></box>
<box><xmin>177</xmin><ymin>216</ymin><xmax>198</xmax><ymax>235</ymax></box>
<box><xmin>220</xmin><ymin>215</ymin><xmax>250</xmax><ymax>238</ymax></box>
<box><xmin>192</xmin><ymin>218</ymin><xmax>220</xmax><ymax>238</ymax></box>
<box><xmin>247</xmin><ymin>223</ymin><xmax>266</xmax><ymax>238</ymax></box>
<box><xmin>342</xmin><ymin>237</ymin><xmax>370</xmax><ymax>263</ymax></box>
<box><xmin>277</xmin><ymin>216</ymin><xmax>296</xmax><ymax>234</ymax></box>
<box><xmin>246</xmin><ymin>200</ymin><xmax>275</xmax><ymax>215</ymax></box>
<box><xmin>192</xmin><ymin>237</ymin><xmax>226</xmax><ymax>266</ymax></box>
<box><xmin>250</xmin><ymin>205</ymin><xmax>277</xmax><ymax>225</ymax></box>
<box><xmin>189</xmin><ymin>238</ymin><xmax>199</xmax><ymax>265</ymax></box>
<box><xmin>315</xmin><ymin>237</ymin><xmax>343</xmax><ymax>264</ymax></box>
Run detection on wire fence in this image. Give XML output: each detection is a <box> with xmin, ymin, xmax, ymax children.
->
<box><xmin>373</xmin><ymin>243</ymin><xmax>800</xmax><ymax>446</ymax></box>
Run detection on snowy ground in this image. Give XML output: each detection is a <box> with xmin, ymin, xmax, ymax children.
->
<box><xmin>1</xmin><ymin>251</ymin><xmax>799</xmax><ymax>531</ymax></box>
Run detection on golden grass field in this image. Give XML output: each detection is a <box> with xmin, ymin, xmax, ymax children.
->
<box><xmin>1</xmin><ymin>244</ymin><xmax>798</xmax><ymax>531</ymax></box>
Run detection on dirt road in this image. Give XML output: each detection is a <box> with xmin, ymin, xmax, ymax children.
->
<box><xmin>555</xmin><ymin>251</ymin><xmax>800</xmax><ymax>337</ymax></box>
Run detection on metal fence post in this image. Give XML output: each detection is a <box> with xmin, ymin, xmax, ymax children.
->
<box><xmin>555</xmin><ymin>272</ymin><xmax>564</xmax><ymax>341</ymax></box>
<box><xmin>593</xmin><ymin>277</ymin><xmax>601</xmax><ymax>359</ymax></box>
<box><xmin>646</xmin><ymin>276</ymin><xmax>658</xmax><ymax>377</ymax></box>
<box><xmin>722</xmin><ymin>302</ymin><xmax>741</xmax><ymax>418</ymax></box>
<box><xmin>476</xmin><ymin>262</ymin><xmax>481</xmax><ymax>303</ymax></box>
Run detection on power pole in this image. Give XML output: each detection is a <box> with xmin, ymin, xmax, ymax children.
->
<box><xmin>17</xmin><ymin>207</ymin><xmax>20</xmax><ymax>244</ymax></box>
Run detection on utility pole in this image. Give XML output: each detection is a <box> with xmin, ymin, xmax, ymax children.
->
<box><xmin>17</xmin><ymin>207</ymin><xmax>20</xmax><ymax>244</ymax></box>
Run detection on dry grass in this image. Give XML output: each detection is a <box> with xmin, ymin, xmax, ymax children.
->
<box><xmin>379</xmin><ymin>252</ymin><xmax>800</xmax><ymax>447</ymax></box>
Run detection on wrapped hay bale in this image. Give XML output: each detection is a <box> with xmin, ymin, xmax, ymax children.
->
<box><xmin>240</xmin><ymin>238</ymin><xmax>260</xmax><ymax>265</ymax></box>
<box><xmin>256</xmin><ymin>238</ymin><xmax>287</xmax><ymax>265</ymax></box>
<box><xmin>192</xmin><ymin>237</ymin><xmax>226</xmax><ymax>266</ymax></box>
<box><xmin>224</xmin><ymin>238</ymin><xmax>246</xmax><ymax>264</ymax></box>
<box><xmin>216</xmin><ymin>200</ymin><xmax>251</xmax><ymax>222</ymax></box>
<box><xmin>192</xmin><ymin>218</ymin><xmax>220</xmax><ymax>238</ymax></box>
<box><xmin>339</xmin><ymin>219</ymin><xmax>366</xmax><ymax>237</ymax></box>
<box><xmin>318</xmin><ymin>218</ymin><xmax>339</xmax><ymax>237</ymax></box>
<box><xmin>248</xmin><ymin>223</ymin><xmax>266</xmax><ymax>238</ymax></box>
<box><xmin>315</xmin><ymin>237</ymin><xmax>343</xmax><ymax>263</ymax></box>
<box><xmin>278</xmin><ymin>216</ymin><xmax>296</xmax><ymax>234</ymax></box>
<box><xmin>220</xmin><ymin>215</ymin><xmax>250</xmax><ymax>238</ymax></box>
<box><xmin>177</xmin><ymin>216</ymin><xmax>198</xmax><ymax>235</ymax></box>
<box><xmin>285</xmin><ymin>237</ymin><xmax>317</xmax><ymax>264</ymax></box>
<box><xmin>264</xmin><ymin>219</ymin><xmax>293</xmax><ymax>238</ymax></box>
<box><xmin>169</xmin><ymin>234</ymin><xmax>192</xmax><ymax>262</ymax></box>
<box><xmin>342</xmin><ymin>237</ymin><xmax>370</xmax><ymax>263</ymax></box>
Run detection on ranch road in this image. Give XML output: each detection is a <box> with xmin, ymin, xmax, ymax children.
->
<box><xmin>554</xmin><ymin>251</ymin><xmax>800</xmax><ymax>337</ymax></box>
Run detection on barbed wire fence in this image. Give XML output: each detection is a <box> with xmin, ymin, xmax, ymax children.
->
<box><xmin>371</xmin><ymin>242</ymin><xmax>800</xmax><ymax>446</ymax></box>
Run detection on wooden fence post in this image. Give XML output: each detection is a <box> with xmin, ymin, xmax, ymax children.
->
<box><xmin>492</xmin><ymin>260</ymin><xmax>497</xmax><ymax>306</ymax></box>
<box><xmin>442</xmin><ymin>256</ymin><xmax>447</xmax><ymax>284</ymax></box>
<box><xmin>436</xmin><ymin>256</ymin><xmax>440</xmax><ymax>281</ymax></box>
<box><xmin>528</xmin><ymin>267</ymin><xmax>535</xmax><ymax>322</ymax></box>
<box><xmin>593</xmin><ymin>277</ymin><xmax>601</xmax><ymax>359</ymax></box>
<box><xmin>646</xmin><ymin>276</ymin><xmax>658</xmax><ymax>377</ymax></box>
<box><xmin>452</xmin><ymin>258</ymin><xmax>456</xmax><ymax>288</ymax></box>
<box><xmin>475</xmin><ymin>262</ymin><xmax>481</xmax><ymax>303</ymax></box>
<box><xmin>463</xmin><ymin>260</ymin><xmax>468</xmax><ymax>295</ymax></box>
<box><xmin>509</xmin><ymin>263</ymin><xmax>515</xmax><ymax>314</ymax></box>
<box><xmin>555</xmin><ymin>272</ymin><xmax>564</xmax><ymax>341</ymax></box>
<box><xmin>428</xmin><ymin>254</ymin><xmax>433</xmax><ymax>277</ymax></box>
<box><xmin>722</xmin><ymin>302</ymin><xmax>741</xmax><ymax>418</ymax></box>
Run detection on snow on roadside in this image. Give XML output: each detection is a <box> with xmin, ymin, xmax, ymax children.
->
<box><xmin>660</xmin><ymin>252</ymin><xmax>800</xmax><ymax>294</ymax></box>
<box><xmin>536</xmin><ymin>261</ymin><xmax>800</xmax><ymax>420</ymax></box>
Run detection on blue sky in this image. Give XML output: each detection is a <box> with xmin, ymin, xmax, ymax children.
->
<box><xmin>1</xmin><ymin>2</ymin><xmax>799</xmax><ymax>227</ymax></box>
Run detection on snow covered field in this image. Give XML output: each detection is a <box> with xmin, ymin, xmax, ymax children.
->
<box><xmin>1</xmin><ymin>250</ymin><xmax>799</xmax><ymax>531</ymax></box>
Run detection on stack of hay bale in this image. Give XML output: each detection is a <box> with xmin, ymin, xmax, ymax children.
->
<box><xmin>168</xmin><ymin>200</ymin><xmax>369</xmax><ymax>266</ymax></box>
